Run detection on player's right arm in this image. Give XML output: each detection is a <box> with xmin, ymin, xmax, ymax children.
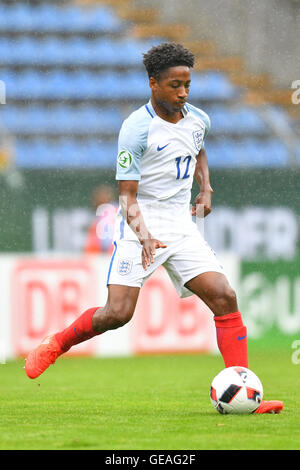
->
<box><xmin>116</xmin><ymin>107</ymin><xmax>167</xmax><ymax>269</ymax></box>
<box><xmin>118</xmin><ymin>180</ymin><xmax>167</xmax><ymax>270</ymax></box>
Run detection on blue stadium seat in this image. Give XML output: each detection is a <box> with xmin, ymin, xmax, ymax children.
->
<box><xmin>3</xmin><ymin>68</ymin><xmax>240</xmax><ymax>102</ymax></box>
<box><xmin>0</xmin><ymin>39</ymin><xmax>13</xmax><ymax>65</ymax></box>
<box><xmin>0</xmin><ymin>4</ymin><xmax>123</xmax><ymax>34</ymax></box>
<box><xmin>0</xmin><ymin>105</ymin><xmax>123</xmax><ymax>134</ymax></box>
<box><xmin>207</xmin><ymin>106</ymin><xmax>269</xmax><ymax>135</ymax></box>
<box><xmin>189</xmin><ymin>72</ymin><xmax>238</xmax><ymax>100</ymax></box>
<box><xmin>0</xmin><ymin>4</ymin><xmax>33</xmax><ymax>32</ymax></box>
<box><xmin>0</xmin><ymin>38</ymin><xmax>37</xmax><ymax>65</ymax></box>
<box><xmin>8</xmin><ymin>71</ymin><xmax>44</xmax><ymax>99</ymax></box>
<box><xmin>37</xmin><ymin>38</ymin><xmax>66</xmax><ymax>66</ymax></box>
<box><xmin>15</xmin><ymin>138</ymin><xmax>118</xmax><ymax>168</ymax></box>
<box><xmin>0</xmin><ymin>37</ymin><xmax>162</xmax><ymax>67</ymax></box>
<box><xmin>206</xmin><ymin>138</ymin><xmax>289</xmax><ymax>168</ymax></box>
<box><xmin>28</xmin><ymin>4</ymin><xmax>62</xmax><ymax>33</ymax></box>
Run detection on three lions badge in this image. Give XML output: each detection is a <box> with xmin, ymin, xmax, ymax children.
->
<box><xmin>118</xmin><ymin>259</ymin><xmax>133</xmax><ymax>275</ymax></box>
<box><xmin>193</xmin><ymin>128</ymin><xmax>205</xmax><ymax>152</ymax></box>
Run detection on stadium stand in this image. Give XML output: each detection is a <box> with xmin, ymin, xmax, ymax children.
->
<box><xmin>0</xmin><ymin>0</ymin><xmax>298</xmax><ymax>169</ymax></box>
<box><xmin>0</xmin><ymin>3</ymin><xmax>123</xmax><ymax>33</ymax></box>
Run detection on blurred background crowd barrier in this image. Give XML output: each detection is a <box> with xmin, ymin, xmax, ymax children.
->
<box><xmin>0</xmin><ymin>0</ymin><xmax>299</xmax><ymax>358</ymax></box>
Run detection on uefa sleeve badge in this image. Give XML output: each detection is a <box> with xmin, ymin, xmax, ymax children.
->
<box><xmin>117</xmin><ymin>150</ymin><xmax>133</xmax><ymax>169</ymax></box>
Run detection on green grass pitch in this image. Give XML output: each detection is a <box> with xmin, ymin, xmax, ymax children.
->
<box><xmin>1</xmin><ymin>342</ymin><xmax>300</xmax><ymax>450</ymax></box>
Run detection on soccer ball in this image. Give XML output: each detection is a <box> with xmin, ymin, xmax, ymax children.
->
<box><xmin>210</xmin><ymin>366</ymin><xmax>263</xmax><ymax>414</ymax></box>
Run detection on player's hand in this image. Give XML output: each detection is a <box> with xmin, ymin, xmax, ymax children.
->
<box><xmin>141</xmin><ymin>238</ymin><xmax>167</xmax><ymax>270</ymax></box>
<box><xmin>191</xmin><ymin>190</ymin><xmax>213</xmax><ymax>218</ymax></box>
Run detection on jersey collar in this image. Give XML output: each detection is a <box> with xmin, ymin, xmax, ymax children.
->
<box><xmin>146</xmin><ymin>99</ymin><xmax>189</xmax><ymax>119</ymax></box>
<box><xmin>146</xmin><ymin>99</ymin><xmax>156</xmax><ymax>118</ymax></box>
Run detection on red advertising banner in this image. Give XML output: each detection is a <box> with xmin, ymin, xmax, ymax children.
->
<box><xmin>11</xmin><ymin>259</ymin><xmax>99</xmax><ymax>356</ymax></box>
<box><xmin>8</xmin><ymin>257</ymin><xmax>218</xmax><ymax>358</ymax></box>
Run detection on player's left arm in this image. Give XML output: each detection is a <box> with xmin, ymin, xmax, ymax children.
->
<box><xmin>192</xmin><ymin>147</ymin><xmax>214</xmax><ymax>217</ymax></box>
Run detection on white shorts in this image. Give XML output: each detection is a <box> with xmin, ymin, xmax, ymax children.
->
<box><xmin>107</xmin><ymin>233</ymin><xmax>225</xmax><ymax>298</ymax></box>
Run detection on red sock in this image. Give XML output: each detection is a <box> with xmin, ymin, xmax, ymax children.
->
<box><xmin>214</xmin><ymin>311</ymin><xmax>248</xmax><ymax>368</ymax></box>
<box><xmin>55</xmin><ymin>307</ymin><xmax>100</xmax><ymax>353</ymax></box>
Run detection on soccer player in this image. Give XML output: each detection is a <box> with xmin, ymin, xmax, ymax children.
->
<box><xmin>25</xmin><ymin>43</ymin><xmax>283</xmax><ymax>414</ymax></box>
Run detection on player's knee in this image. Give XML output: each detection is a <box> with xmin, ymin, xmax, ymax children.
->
<box><xmin>212</xmin><ymin>286</ymin><xmax>238</xmax><ymax>316</ymax></box>
<box><xmin>92</xmin><ymin>301</ymin><xmax>133</xmax><ymax>333</ymax></box>
<box><xmin>106</xmin><ymin>300</ymin><xmax>134</xmax><ymax>330</ymax></box>
<box><xmin>223</xmin><ymin>286</ymin><xmax>237</xmax><ymax>309</ymax></box>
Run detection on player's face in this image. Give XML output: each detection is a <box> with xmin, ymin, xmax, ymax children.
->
<box><xmin>150</xmin><ymin>66</ymin><xmax>191</xmax><ymax>114</ymax></box>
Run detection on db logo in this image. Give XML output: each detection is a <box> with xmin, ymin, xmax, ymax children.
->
<box><xmin>11</xmin><ymin>260</ymin><xmax>98</xmax><ymax>356</ymax></box>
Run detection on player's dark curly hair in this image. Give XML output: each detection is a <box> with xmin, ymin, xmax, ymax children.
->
<box><xmin>143</xmin><ymin>43</ymin><xmax>194</xmax><ymax>81</ymax></box>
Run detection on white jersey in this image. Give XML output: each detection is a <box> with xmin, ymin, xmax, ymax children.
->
<box><xmin>114</xmin><ymin>100</ymin><xmax>210</xmax><ymax>242</ymax></box>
